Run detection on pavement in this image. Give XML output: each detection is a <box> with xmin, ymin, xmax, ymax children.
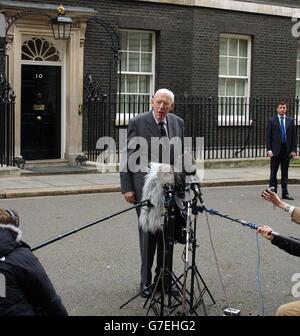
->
<box><xmin>0</xmin><ymin>163</ymin><xmax>300</xmax><ymax>198</ymax></box>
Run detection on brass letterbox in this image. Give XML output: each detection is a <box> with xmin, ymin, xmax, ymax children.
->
<box><xmin>33</xmin><ymin>104</ymin><xmax>45</xmax><ymax>111</ymax></box>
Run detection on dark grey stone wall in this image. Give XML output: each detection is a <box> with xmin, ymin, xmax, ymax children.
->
<box><xmin>6</xmin><ymin>0</ymin><xmax>299</xmax><ymax>97</ymax></box>
<box><xmin>4</xmin><ymin>0</ymin><xmax>300</xmax><ymax>152</ymax></box>
<box><xmin>192</xmin><ymin>7</ymin><xmax>298</xmax><ymax>97</ymax></box>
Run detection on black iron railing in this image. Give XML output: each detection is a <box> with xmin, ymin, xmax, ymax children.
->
<box><xmin>84</xmin><ymin>95</ymin><xmax>300</xmax><ymax>162</ymax></box>
<box><xmin>0</xmin><ymin>74</ymin><xmax>15</xmax><ymax>167</ymax></box>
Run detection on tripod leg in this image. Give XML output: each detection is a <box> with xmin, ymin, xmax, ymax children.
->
<box><xmin>145</xmin><ymin>269</ymin><xmax>165</xmax><ymax>316</ymax></box>
<box><xmin>120</xmin><ymin>284</ymin><xmax>153</xmax><ymax>309</ymax></box>
<box><xmin>195</xmin><ymin>268</ymin><xmax>216</xmax><ymax>304</ymax></box>
<box><xmin>193</xmin><ymin>271</ymin><xmax>208</xmax><ymax>316</ymax></box>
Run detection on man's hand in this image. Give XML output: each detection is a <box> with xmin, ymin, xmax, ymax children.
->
<box><xmin>124</xmin><ymin>191</ymin><xmax>136</xmax><ymax>204</ymax></box>
<box><xmin>290</xmin><ymin>151</ymin><xmax>297</xmax><ymax>159</ymax></box>
<box><xmin>257</xmin><ymin>226</ymin><xmax>274</xmax><ymax>241</ymax></box>
<box><xmin>267</xmin><ymin>150</ymin><xmax>273</xmax><ymax>158</ymax></box>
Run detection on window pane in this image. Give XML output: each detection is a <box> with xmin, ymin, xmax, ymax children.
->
<box><xmin>218</xmin><ymin>78</ymin><xmax>226</xmax><ymax>96</ymax></box>
<box><xmin>228</xmin><ymin>57</ymin><xmax>238</xmax><ymax>76</ymax></box>
<box><xmin>297</xmin><ymin>45</ymin><xmax>300</xmax><ymax>60</ymax></box>
<box><xmin>296</xmin><ymin>81</ymin><xmax>300</xmax><ymax>97</ymax></box>
<box><xmin>121</xmin><ymin>52</ymin><xmax>127</xmax><ymax>71</ymax></box>
<box><xmin>297</xmin><ymin>62</ymin><xmax>300</xmax><ymax>79</ymax></box>
<box><xmin>139</xmin><ymin>75</ymin><xmax>150</xmax><ymax>93</ymax></box>
<box><xmin>229</xmin><ymin>38</ymin><xmax>238</xmax><ymax>56</ymax></box>
<box><xmin>118</xmin><ymin>95</ymin><xmax>124</xmax><ymax>114</ymax></box>
<box><xmin>120</xmin><ymin>31</ymin><xmax>128</xmax><ymax>50</ymax></box>
<box><xmin>118</xmin><ymin>30</ymin><xmax>154</xmax><ymax>103</ymax></box>
<box><xmin>226</xmin><ymin>79</ymin><xmax>235</xmax><ymax>96</ymax></box>
<box><xmin>236</xmin><ymin>79</ymin><xmax>246</xmax><ymax>96</ymax></box>
<box><xmin>219</xmin><ymin>56</ymin><xmax>227</xmax><ymax>75</ymax></box>
<box><xmin>127</xmin><ymin>75</ymin><xmax>138</xmax><ymax>93</ymax></box>
<box><xmin>141</xmin><ymin>32</ymin><xmax>152</xmax><ymax>52</ymax></box>
<box><xmin>236</xmin><ymin>101</ymin><xmax>245</xmax><ymax>116</ymax></box>
<box><xmin>120</xmin><ymin>74</ymin><xmax>126</xmax><ymax>93</ymax></box>
<box><xmin>239</xmin><ymin>58</ymin><xmax>247</xmax><ymax>76</ymax></box>
<box><xmin>129</xmin><ymin>52</ymin><xmax>140</xmax><ymax>71</ymax></box>
<box><xmin>220</xmin><ymin>37</ymin><xmax>228</xmax><ymax>55</ymax></box>
<box><xmin>141</xmin><ymin>53</ymin><xmax>152</xmax><ymax>72</ymax></box>
<box><xmin>239</xmin><ymin>39</ymin><xmax>248</xmax><ymax>57</ymax></box>
<box><xmin>128</xmin><ymin>32</ymin><xmax>140</xmax><ymax>51</ymax></box>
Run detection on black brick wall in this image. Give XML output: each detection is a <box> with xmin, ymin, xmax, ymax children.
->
<box><xmin>4</xmin><ymin>0</ymin><xmax>300</xmax><ymax>152</ymax></box>
<box><xmin>192</xmin><ymin>6</ymin><xmax>298</xmax><ymax>97</ymax></box>
<box><xmin>8</xmin><ymin>0</ymin><xmax>300</xmax><ymax>96</ymax></box>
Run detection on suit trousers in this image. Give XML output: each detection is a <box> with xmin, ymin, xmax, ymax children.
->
<box><xmin>136</xmin><ymin>207</ymin><xmax>174</xmax><ymax>287</ymax></box>
<box><xmin>269</xmin><ymin>143</ymin><xmax>290</xmax><ymax>195</ymax></box>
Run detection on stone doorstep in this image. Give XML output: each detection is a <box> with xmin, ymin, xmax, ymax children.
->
<box><xmin>0</xmin><ymin>167</ymin><xmax>21</xmax><ymax>178</ymax></box>
<box><xmin>24</xmin><ymin>159</ymin><xmax>70</xmax><ymax>168</ymax></box>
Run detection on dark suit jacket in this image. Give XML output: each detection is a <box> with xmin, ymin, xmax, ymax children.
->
<box><xmin>266</xmin><ymin>115</ymin><xmax>296</xmax><ymax>156</ymax></box>
<box><xmin>120</xmin><ymin>110</ymin><xmax>184</xmax><ymax>202</ymax></box>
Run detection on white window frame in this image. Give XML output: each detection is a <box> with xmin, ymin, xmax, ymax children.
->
<box><xmin>116</xmin><ymin>29</ymin><xmax>155</xmax><ymax>126</ymax></box>
<box><xmin>218</xmin><ymin>33</ymin><xmax>251</xmax><ymax>126</ymax></box>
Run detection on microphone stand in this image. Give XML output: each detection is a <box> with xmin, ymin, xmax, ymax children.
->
<box><xmin>120</xmin><ymin>186</ymin><xmax>183</xmax><ymax>315</ymax></box>
<box><xmin>31</xmin><ymin>200</ymin><xmax>151</xmax><ymax>252</ymax></box>
<box><xmin>176</xmin><ymin>184</ymin><xmax>215</xmax><ymax>316</ymax></box>
<box><xmin>177</xmin><ymin>186</ymin><xmax>193</xmax><ymax>316</ymax></box>
<box><xmin>203</xmin><ymin>206</ymin><xmax>299</xmax><ymax>245</ymax></box>
<box><xmin>188</xmin><ymin>187</ymin><xmax>215</xmax><ymax>313</ymax></box>
<box><xmin>143</xmin><ymin>185</ymin><xmax>183</xmax><ymax>316</ymax></box>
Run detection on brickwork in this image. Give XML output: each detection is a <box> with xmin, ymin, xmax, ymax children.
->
<box><xmin>7</xmin><ymin>0</ymin><xmax>300</xmax><ymax>96</ymax></box>
<box><xmin>3</xmin><ymin>0</ymin><xmax>300</xmax><ymax>152</ymax></box>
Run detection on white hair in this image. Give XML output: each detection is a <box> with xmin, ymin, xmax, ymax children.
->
<box><xmin>154</xmin><ymin>88</ymin><xmax>174</xmax><ymax>103</ymax></box>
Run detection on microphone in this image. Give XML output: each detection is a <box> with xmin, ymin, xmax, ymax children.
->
<box><xmin>271</xmin><ymin>231</ymin><xmax>300</xmax><ymax>246</ymax></box>
<box><xmin>139</xmin><ymin>163</ymin><xmax>175</xmax><ymax>233</ymax></box>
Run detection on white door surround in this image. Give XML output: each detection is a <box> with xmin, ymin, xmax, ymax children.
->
<box><xmin>4</xmin><ymin>8</ymin><xmax>92</xmax><ymax>162</ymax></box>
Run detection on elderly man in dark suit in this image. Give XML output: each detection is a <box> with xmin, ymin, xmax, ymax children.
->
<box><xmin>120</xmin><ymin>88</ymin><xmax>184</xmax><ymax>297</ymax></box>
<box><xmin>266</xmin><ymin>101</ymin><xmax>297</xmax><ymax>200</ymax></box>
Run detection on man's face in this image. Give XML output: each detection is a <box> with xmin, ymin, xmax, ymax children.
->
<box><xmin>277</xmin><ymin>104</ymin><xmax>287</xmax><ymax>116</ymax></box>
<box><xmin>151</xmin><ymin>92</ymin><xmax>174</xmax><ymax>121</ymax></box>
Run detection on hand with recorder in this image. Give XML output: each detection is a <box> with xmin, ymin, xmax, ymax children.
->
<box><xmin>257</xmin><ymin>188</ymin><xmax>300</xmax><ymax>316</ymax></box>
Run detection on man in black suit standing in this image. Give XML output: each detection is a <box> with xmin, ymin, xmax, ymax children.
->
<box><xmin>266</xmin><ymin>101</ymin><xmax>297</xmax><ymax>200</ymax></box>
<box><xmin>120</xmin><ymin>88</ymin><xmax>184</xmax><ymax>297</ymax></box>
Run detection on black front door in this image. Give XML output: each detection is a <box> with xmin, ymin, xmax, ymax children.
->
<box><xmin>21</xmin><ymin>65</ymin><xmax>61</xmax><ymax>160</ymax></box>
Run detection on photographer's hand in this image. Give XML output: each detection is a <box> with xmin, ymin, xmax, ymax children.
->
<box><xmin>257</xmin><ymin>226</ymin><xmax>274</xmax><ymax>241</ymax></box>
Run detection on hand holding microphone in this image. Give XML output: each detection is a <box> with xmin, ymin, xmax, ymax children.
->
<box><xmin>261</xmin><ymin>187</ymin><xmax>291</xmax><ymax>211</ymax></box>
<box><xmin>257</xmin><ymin>226</ymin><xmax>274</xmax><ymax>241</ymax></box>
<box><xmin>124</xmin><ymin>191</ymin><xmax>136</xmax><ymax>204</ymax></box>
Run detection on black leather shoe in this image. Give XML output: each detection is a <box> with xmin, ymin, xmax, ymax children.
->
<box><xmin>282</xmin><ymin>194</ymin><xmax>294</xmax><ymax>200</ymax></box>
<box><xmin>167</xmin><ymin>286</ymin><xmax>180</xmax><ymax>297</ymax></box>
<box><xmin>157</xmin><ymin>285</ymin><xmax>180</xmax><ymax>297</ymax></box>
<box><xmin>140</xmin><ymin>284</ymin><xmax>153</xmax><ymax>298</ymax></box>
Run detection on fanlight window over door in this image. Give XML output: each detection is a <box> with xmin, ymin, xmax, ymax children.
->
<box><xmin>22</xmin><ymin>37</ymin><xmax>60</xmax><ymax>62</ymax></box>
